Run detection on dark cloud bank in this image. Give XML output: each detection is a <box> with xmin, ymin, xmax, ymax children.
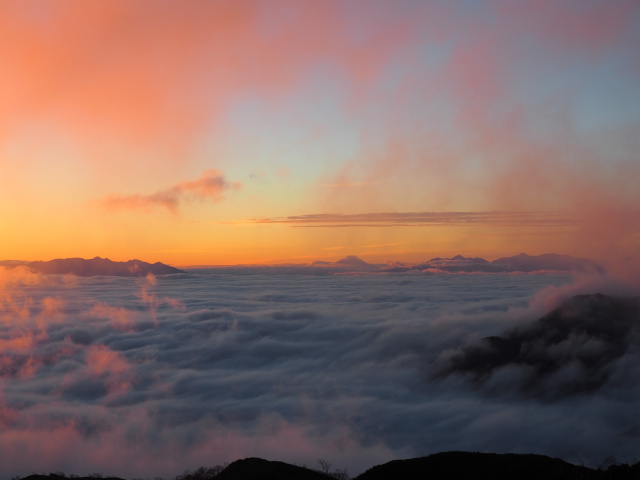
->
<box><xmin>433</xmin><ymin>293</ymin><xmax>640</xmax><ymax>400</ymax></box>
<box><xmin>0</xmin><ymin>267</ymin><xmax>639</xmax><ymax>478</ymax></box>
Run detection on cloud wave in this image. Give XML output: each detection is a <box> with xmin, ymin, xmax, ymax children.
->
<box><xmin>1</xmin><ymin>267</ymin><xmax>640</xmax><ymax>478</ymax></box>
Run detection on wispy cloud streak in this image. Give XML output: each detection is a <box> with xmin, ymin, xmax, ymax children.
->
<box><xmin>247</xmin><ymin>211</ymin><xmax>575</xmax><ymax>228</ymax></box>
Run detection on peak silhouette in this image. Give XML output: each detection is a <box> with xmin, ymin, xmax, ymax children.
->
<box><xmin>23</xmin><ymin>257</ymin><xmax>185</xmax><ymax>277</ymax></box>
<box><xmin>336</xmin><ymin>255</ymin><xmax>370</xmax><ymax>266</ymax></box>
<box><xmin>408</xmin><ymin>253</ymin><xmax>603</xmax><ymax>274</ymax></box>
<box><xmin>492</xmin><ymin>252</ymin><xmax>604</xmax><ymax>273</ymax></box>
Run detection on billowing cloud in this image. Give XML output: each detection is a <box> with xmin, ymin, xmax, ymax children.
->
<box><xmin>100</xmin><ymin>169</ymin><xmax>241</xmax><ymax>214</ymax></box>
<box><xmin>433</xmin><ymin>293</ymin><xmax>640</xmax><ymax>399</ymax></box>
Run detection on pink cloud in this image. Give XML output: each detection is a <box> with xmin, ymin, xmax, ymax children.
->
<box><xmin>85</xmin><ymin>344</ymin><xmax>132</xmax><ymax>395</ymax></box>
<box><xmin>495</xmin><ymin>0</ymin><xmax>635</xmax><ymax>56</ymax></box>
<box><xmin>90</xmin><ymin>303</ymin><xmax>137</xmax><ymax>332</ymax></box>
<box><xmin>0</xmin><ymin>411</ymin><xmax>395</xmax><ymax>478</ymax></box>
<box><xmin>100</xmin><ymin>169</ymin><xmax>241</xmax><ymax>214</ymax></box>
<box><xmin>0</xmin><ymin>1</ymin><xmax>427</xmax><ymax>174</ymax></box>
<box><xmin>313</xmin><ymin>2</ymin><xmax>640</xmax><ymax>264</ymax></box>
<box><xmin>0</xmin><ymin>327</ymin><xmax>72</xmax><ymax>380</ymax></box>
<box><xmin>85</xmin><ymin>345</ymin><xmax>130</xmax><ymax>376</ymax></box>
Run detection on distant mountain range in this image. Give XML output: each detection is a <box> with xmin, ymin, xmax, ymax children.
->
<box><xmin>0</xmin><ymin>252</ymin><xmax>604</xmax><ymax>276</ymax></box>
<box><xmin>2</xmin><ymin>257</ymin><xmax>185</xmax><ymax>277</ymax></box>
<box><xmin>492</xmin><ymin>252</ymin><xmax>605</xmax><ymax>273</ymax></box>
<box><xmin>385</xmin><ymin>252</ymin><xmax>604</xmax><ymax>274</ymax></box>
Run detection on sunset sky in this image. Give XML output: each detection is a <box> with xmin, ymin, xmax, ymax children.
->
<box><xmin>2</xmin><ymin>0</ymin><xmax>639</xmax><ymax>265</ymax></box>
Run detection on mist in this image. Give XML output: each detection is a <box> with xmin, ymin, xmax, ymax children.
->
<box><xmin>1</xmin><ymin>266</ymin><xmax>639</xmax><ymax>478</ymax></box>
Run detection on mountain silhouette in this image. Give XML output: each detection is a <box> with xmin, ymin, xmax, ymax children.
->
<box><xmin>215</xmin><ymin>457</ymin><xmax>333</xmax><ymax>480</ymax></box>
<box><xmin>406</xmin><ymin>253</ymin><xmax>603</xmax><ymax>274</ymax></box>
<box><xmin>335</xmin><ymin>255</ymin><xmax>371</xmax><ymax>267</ymax></box>
<box><xmin>20</xmin><ymin>475</ymin><xmax>125</xmax><ymax>480</ymax></box>
<box><xmin>411</xmin><ymin>255</ymin><xmax>503</xmax><ymax>273</ymax></box>
<box><xmin>24</xmin><ymin>257</ymin><xmax>185</xmax><ymax>277</ymax></box>
<box><xmin>355</xmin><ymin>451</ymin><xmax>617</xmax><ymax>480</ymax></box>
<box><xmin>492</xmin><ymin>252</ymin><xmax>605</xmax><ymax>273</ymax></box>
<box><xmin>13</xmin><ymin>451</ymin><xmax>640</xmax><ymax>480</ymax></box>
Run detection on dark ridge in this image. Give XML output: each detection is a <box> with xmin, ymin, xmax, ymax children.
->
<box><xmin>492</xmin><ymin>252</ymin><xmax>605</xmax><ymax>273</ymax></box>
<box><xmin>354</xmin><ymin>451</ymin><xmax>619</xmax><ymax>480</ymax></box>
<box><xmin>411</xmin><ymin>253</ymin><xmax>604</xmax><ymax>273</ymax></box>
<box><xmin>23</xmin><ymin>257</ymin><xmax>185</xmax><ymax>277</ymax></box>
<box><xmin>409</xmin><ymin>255</ymin><xmax>504</xmax><ymax>273</ymax></box>
<box><xmin>13</xmin><ymin>452</ymin><xmax>640</xmax><ymax>480</ymax></box>
<box><xmin>20</xmin><ymin>476</ymin><xmax>125</xmax><ymax>480</ymax></box>
<box><xmin>215</xmin><ymin>457</ymin><xmax>333</xmax><ymax>480</ymax></box>
<box><xmin>408</xmin><ymin>252</ymin><xmax>604</xmax><ymax>274</ymax></box>
<box><xmin>0</xmin><ymin>259</ymin><xmax>29</xmax><ymax>266</ymax></box>
<box><xmin>433</xmin><ymin>294</ymin><xmax>640</xmax><ymax>399</ymax></box>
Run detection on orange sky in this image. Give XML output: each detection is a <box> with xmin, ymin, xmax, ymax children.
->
<box><xmin>1</xmin><ymin>1</ymin><xmax>639</xmax><ymax>266</ymax></box>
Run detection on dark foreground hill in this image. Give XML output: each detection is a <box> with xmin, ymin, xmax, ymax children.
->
<box><xmin>214</xmin><ymin>453</ymin><xmax>640</xmax><ymax>480</ymax></box>
<box><xmin>182</xmin><ymin>453</ymin><xmax>640</xmax><ymax>480</ymax></box>
<box><xmin>355</xmin><ymin>452</ymin><xmax>612</xmax><ymax>480</ymax></box>
<box><xmin>20</xmin><ymin>475</ymin><xmax>125</xmax><ymax>480</ymax></box>
<box><xmin>14</xmin><ymin>451</ymin><xmax>640</xmax><ymax>480</ymax></box>
<box><xmin>215</xmin><ymin>458</ymin><xmax>334</xmax><ymax>480</ymax></box>
<box><xmin>22</xmin><ymin>257</ymin><xmax>185</xmax><ymax>277</ymax></box>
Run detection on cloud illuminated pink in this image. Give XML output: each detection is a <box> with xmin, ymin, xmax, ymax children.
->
<box><xmin>100</xmin><ymin>169</ymin><xmax>241</xmax><ymax>214</ymax></box>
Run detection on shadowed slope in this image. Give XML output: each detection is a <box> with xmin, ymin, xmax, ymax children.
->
<box><xmin>355</xmin><ymin>452</ymin><xmax>602</xmax><ymax>480</ymax></box>
<box><xmin>492</xmin><ymin>253</ymin><xmax>604</xmax><ymax>273</ymax></box>
<box><xmin>215</xmin><ymin>458</ymin><xmax>333</xmax><ymax>480</ymax></box>
<box><xmin>21</xmin><ymin>475</ymin><xmax>125</xmax><ymax>480</ymax></box>
<box><xmin>14</xmin><ymin>453</ymin><xmax>640</xmax><ymax>480</ymax></box>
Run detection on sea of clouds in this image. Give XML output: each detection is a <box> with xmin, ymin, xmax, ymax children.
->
<box><xmin>1</xmin><ymin>267</ymin><xmax>639</xmax><ymax>478</ymax></box>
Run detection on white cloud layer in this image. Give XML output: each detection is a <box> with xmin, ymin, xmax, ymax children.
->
<box><xmin>0</xmin><ymin>268</ymin><xmax>638</xmax><ymax>478</ymax></box>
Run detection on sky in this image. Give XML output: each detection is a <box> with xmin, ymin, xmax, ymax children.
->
<box><xmin>1</xmin><ymin>0</ymin><xmax>639</xmax><ymax>266</ymax></box>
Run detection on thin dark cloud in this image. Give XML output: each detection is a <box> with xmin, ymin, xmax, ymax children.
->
<box><xmin>246</xmin><ymin>211</ymin><xmax>576</xmax><ymax>228</ymax></box>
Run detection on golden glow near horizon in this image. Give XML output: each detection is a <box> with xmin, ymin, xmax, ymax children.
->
<box><xmin>1</xmin><ymin>1</ymin><xmax>639</xmax><ymax>266</ymax></box>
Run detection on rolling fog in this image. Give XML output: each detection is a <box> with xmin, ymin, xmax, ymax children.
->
<box><xmin>1</xmin><ymin>267</ymin><xmax>639</xmax><ymax>477</ymax></box>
